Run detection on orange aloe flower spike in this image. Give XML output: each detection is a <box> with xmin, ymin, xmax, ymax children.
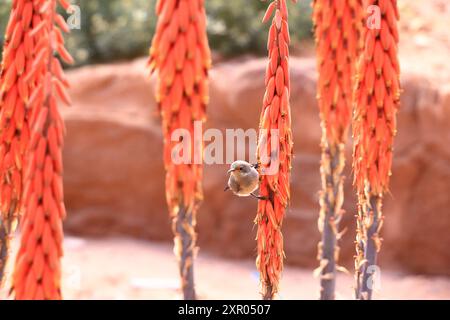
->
<box><xmin>312</xmin><ymin>0</ymin><xmax>364</xmax><ymax>299</ymax></box>
<box><xmin>0</xmin><ymin>0</ymin><xmax>45</xmax><ymax>288</ymax></box>
<box><xmin>12</xmin><ymin>0</ymin><xmax>72</xmax><ymax>300</ymax></box>
<box><xmin>256</xmin><ymin>0</ymin><xmax>295</xmax><ymax>300</ymax></box>
<box><xmin>148</xmin><ymin>0</ymin><xmax>211</xmax><ymax>300</ymax></box>
<box><xmin>352</xmin><ymin>0</ymin><xmax>401</xmax><ymax>300</ymax></box>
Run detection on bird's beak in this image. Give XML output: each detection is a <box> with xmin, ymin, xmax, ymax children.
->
<box><xmin>227</xmin><ymin>168</ymin><xmax>235</xmax><ymax>174</ymax></box>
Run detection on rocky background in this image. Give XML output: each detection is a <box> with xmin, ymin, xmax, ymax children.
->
<box><xmin>60</xmin><ymin>0</ymin><xmax>450</xmax><ymax>277</ymax></box>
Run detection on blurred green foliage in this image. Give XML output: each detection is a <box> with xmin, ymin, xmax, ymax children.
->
<box><xmin>0</xmin><ymin>0</ymin><xmax>312</xmax><ymax>67</ymax></box>
<box><xmin>0</xmin><ymin>1</ymin><xmax>10</xmax><ymax>44</ymax></box>
<box><xmin>207</xmin><ymin>0</ymin><xmax>312</xmax><ymax>56</ymax></box>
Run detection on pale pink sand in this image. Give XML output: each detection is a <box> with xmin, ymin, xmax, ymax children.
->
<box><xmin>1</xmin><ymin>237</ymin><xmax>449</xmax><ymax>300</ymax></box>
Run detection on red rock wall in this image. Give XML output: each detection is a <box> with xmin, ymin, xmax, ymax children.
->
<box><xmin>61</xmin><ymin>58</ymin><xmax>450</xmax><ymax>276</ymax></box>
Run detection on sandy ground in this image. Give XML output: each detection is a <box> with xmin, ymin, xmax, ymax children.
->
<box><xmin>2</xmin><ymin>237</ymin><xmax>449</xmax><ymax>300</ymax></box>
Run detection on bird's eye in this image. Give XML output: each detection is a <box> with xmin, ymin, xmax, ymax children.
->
<box><xmin>239</xmin><ymin>167</ymin><xmax>243</xmax><ymax>171</ymax></box>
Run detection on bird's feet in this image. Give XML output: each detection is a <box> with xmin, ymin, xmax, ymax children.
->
<box><xmin>251</xmin><ymin>193</ymin><xmax>268</xmax><ymax>200</ymax></box>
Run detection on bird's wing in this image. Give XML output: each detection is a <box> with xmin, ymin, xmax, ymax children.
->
<box><xmin>229</xmin><ymin>175</ymin><xmax>240</xmax><ymax>193</ymax></box>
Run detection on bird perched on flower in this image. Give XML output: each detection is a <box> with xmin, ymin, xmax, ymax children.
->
<box><xmin>225</xmin><ymin>161</ymin><xmax>265</xmax><ymax>199</ymax></box>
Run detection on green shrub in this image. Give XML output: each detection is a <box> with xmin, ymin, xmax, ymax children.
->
<box><xmin>0</xmin><ymin>0</ymin><xmax>312</xmax><ymax>67</ymax></box>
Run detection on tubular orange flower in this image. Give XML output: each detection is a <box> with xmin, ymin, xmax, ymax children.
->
<box><xmin>312</xmin><ymin>0</ymin><xmax>364</xmax><ymax>299</ymax></box>
<box><xmin>352</xmin><ymin>0</ymin><xmax>400</xmax><ymax>300</ymax></box>
<box><xmin>256</xmin><ymin>0</ymin><xmax>294</xmax><ymax>300</ymax></box>
<box><xmin>0</xmin><ymin>0</ymin><xmax>42</xmax><ymax>287</ymax></box>
<box><xmin>12</xmin><ymin>0</ymin><xmax>72</xmax><ymax>300</ymax></box>
<box><xmin>148</xmin><ymin>0</ymin><xmax>211</xmax><ymax>300</ymax></box>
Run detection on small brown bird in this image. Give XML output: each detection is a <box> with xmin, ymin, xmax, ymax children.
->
<box><xmin>225</xmin><ymin>161</ymin><xmax>265</xmax><ymax>199</ymax></box>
